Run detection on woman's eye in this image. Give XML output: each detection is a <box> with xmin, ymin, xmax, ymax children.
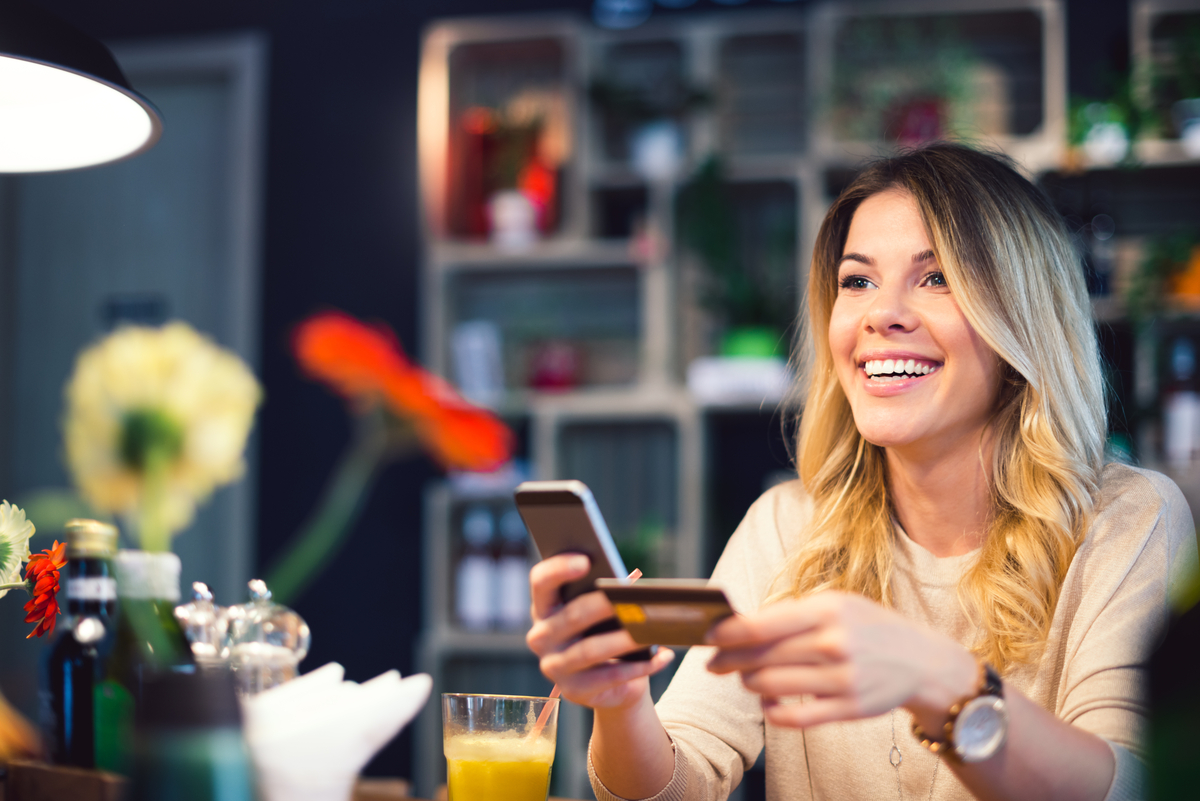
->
<box><xmin>922</xmin><ymin>271</ymin><xmax>948</xmax><ymax>288</ymax></box>
<box><xmin>839</xmin><ymin>275</ymin><xmax>872</xmax><ymax>290</ymax></box>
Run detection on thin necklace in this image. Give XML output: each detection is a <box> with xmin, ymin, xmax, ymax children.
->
<box><xmin>890</xmin><ymin>708</ymin><xmax>939</xmax><ymax>801</ymax></box>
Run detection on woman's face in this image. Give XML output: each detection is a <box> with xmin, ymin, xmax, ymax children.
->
<box><xmin>828</xmin><ymin>189</ymin><xmax>1002</xmax><ymax>457</ymax></box>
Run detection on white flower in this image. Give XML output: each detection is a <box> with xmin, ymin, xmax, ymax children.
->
<box><xmin>0</xmin><ymin>502</ymin><xmax>35</xmax><ymax>599</ymax></box>
<box><xmin>64</xmin><ymin>322</ymin><xmax>262</xmax><ymax>541</ymax></box>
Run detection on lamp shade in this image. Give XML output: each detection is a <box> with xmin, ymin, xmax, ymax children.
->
<box><xmin>0</xmin><ymin>2</ymin><xmax>162</xmax><ymax>173</ymax></box>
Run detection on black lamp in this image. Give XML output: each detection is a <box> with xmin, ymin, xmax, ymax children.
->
<box><xmin>0</xmin><ymin>1</ymin><xmax>162</xmax><ymax>173</ymax></box>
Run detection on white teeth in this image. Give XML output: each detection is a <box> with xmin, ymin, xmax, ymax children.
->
<box><xmin>863</xmin><ymin>358</ymin><xmax>937</xmax><ymax>377</ymax></box>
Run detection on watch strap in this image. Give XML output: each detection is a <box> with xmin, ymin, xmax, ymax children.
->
<box><xmin>911</xmin><ymin>661</ymin><xmax>1003</xmax><ymax>760</ymax></box>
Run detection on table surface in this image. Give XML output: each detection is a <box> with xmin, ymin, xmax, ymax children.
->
<box><xmin>0</xmin><ymin>764</ymin><xmax>589</xmax><ymax>801</ymax></box>
<box><xmin>356</xmin><ymin>780</ymin><xmax>586</xmax><ymax>801</ymax></box>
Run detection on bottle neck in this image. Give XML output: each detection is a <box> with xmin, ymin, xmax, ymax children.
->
<box><xmin>114</xmin><ymin>550</ymin><xmax>181</xmax><ymax>603</ymax></box>
<box><xmin>65</xmin><ymin>555</ymin><xmax>116</xmax><ymax>617</ymax></box>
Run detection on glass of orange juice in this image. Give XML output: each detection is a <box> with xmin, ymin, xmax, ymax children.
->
<box><xmin>442</xmin><ymin>693</ymin><xmax>559</xmax><ymax>801</ymax></box>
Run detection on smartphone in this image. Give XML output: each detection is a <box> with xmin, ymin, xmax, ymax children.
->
<box><xmin>515</xmin><ymin>479</ymin><xmax>655</xmax><ymax>661</ymax></box>
<box><xmin>596</xmin><ymin>579</ymin><xmax>735</xmax><ymax>647</ymax></box>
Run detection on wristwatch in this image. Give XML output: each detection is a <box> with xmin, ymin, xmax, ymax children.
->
<box><xmin>912</xmin><ymin>661</ymin><xmax>1008</xmax><ymax>763</ymax></box>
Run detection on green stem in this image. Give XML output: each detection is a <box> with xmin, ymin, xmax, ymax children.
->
<box><xmin>0</xmin><ymin>582</ymin><xmax>27</xmax><ymax>593</ymax></box>
<box><xmin>264</xmin><ymin>413</ymin><xmax>396</xmax><ymax>606</ymax></box>
<box><xmin>139</xmin><ymin>447</ymin><xmax>172</xmax><ymax>553</ymax></box>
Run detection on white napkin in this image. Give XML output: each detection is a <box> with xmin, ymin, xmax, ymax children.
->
<box><xmin>242</xmin><ymin>662</ymin><xmax>433</xmax><ymax>801</ymax></box>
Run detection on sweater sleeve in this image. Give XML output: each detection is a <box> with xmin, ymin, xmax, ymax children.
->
<box><xmin>1055</xmin><ymin>467</ymin><xmax>1198</xmax><ymax>800</ymax></box>
<box><xmin>587</xmin><ymin>481</ymin><xmax>808</xmax><ymax>801</ymax></box>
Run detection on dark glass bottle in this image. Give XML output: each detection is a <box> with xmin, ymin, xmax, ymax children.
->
<box><xmin>95</xmin><ymin>550</ymin><xmax>195</xmax><ymax>775</ymax></box>
<box><xmin>41</xmin><ymin>518</ymin><xmax>118</xmax><ymax>768</ymax></box>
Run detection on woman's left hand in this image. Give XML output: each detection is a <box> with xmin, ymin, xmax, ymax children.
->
<box><xmin>705</xmin><ymin>590</ymin><xmax>977</xmax><ymax>731</ymax></box>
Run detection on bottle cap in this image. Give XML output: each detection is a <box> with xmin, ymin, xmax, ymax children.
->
<box><xmin>64</xmin><ymin>519</ymin><xmax>118</xmax><ymax>559</ymax></box>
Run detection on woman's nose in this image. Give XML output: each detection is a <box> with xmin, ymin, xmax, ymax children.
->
<box><xmin>864</xmin><ymin>287</ymin><xmax>918</xmax><ymax>333</ymax></box>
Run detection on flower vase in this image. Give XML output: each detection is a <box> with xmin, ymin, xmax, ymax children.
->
<box><xmin>95</xmin><ymin>550</ymin><xmax>196</xmax><ymax>774</ymax></box>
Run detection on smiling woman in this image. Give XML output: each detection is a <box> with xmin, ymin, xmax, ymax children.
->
<box><xmin>525</xmin><ymin>144</ymin><xmax>1199</xmax><ymax>801</ymax></box>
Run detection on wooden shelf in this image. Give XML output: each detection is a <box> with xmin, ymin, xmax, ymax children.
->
<box><xmin>427</xmin><ymin>239</ymin><xmax>641</xmax><ymax>271</ymax></box>
<box><xmin>1133</xmin><ymin>139</ymin><xmax>1200</xmax><ymax>167</ymax></box>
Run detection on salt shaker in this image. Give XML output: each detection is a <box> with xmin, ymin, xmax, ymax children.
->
<box><xmin>226</xmin><ymin>579</ymin><xmax>311</xmax><ymax>697</ymax></box>
<box><xmin>174</xmin><ymin>582</ymin><xmax>230</xmax><ymax>669</ymax></box>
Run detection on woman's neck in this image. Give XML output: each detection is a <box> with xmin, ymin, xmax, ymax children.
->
<box><xmin>886</xmin><ymin>434</ymin><xmax>994</xmax><ymax>558</ymax></box>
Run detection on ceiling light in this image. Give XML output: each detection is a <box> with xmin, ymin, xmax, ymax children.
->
<box><xmin>0</xmin><ymin>2</ymin><xmax>162</xmax><ymax>173</ymax></box>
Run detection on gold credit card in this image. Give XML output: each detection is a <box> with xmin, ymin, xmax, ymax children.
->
<box><xmin>596</xmin><ymin>579</ymin><xmax>735</xmax><ymax>647</ymax></box>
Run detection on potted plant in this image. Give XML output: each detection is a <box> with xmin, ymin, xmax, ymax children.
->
<box><xmin>828</xmin><ymin>17</ymin><xmax>980</xmax><ymax>145</ymax></box>
<box><xmin>676</xmin><ymin>157</ymin><xmax>796</xmax><ymax>358</ymax></box>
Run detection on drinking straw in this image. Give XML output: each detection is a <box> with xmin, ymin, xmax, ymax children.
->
<box><xmin>529</xmin><ymin>568</ymin><xmax>642</xmax><ymax>741</ymax></box>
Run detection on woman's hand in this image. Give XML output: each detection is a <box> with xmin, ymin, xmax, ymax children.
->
<box><xmin>526</xmin><ymin>554</ymin><xmax>675</xmax><ymax>712</ymax></box>
<box><xmin>705</xmin><ymin>590</ymin><xmax>976</xmax><ymax>732</ymax></box>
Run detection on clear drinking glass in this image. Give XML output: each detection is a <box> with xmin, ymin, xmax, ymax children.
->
<box><xmin>442</xmin><ymin>693</ymin><xmax>559</xmax><ymax>801</ymax></box>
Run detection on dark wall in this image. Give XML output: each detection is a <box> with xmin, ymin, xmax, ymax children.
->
<box><xmin>34</xmin><ymin>0</ymin><xmax>1131</xmax><ymax>780</ymax></box>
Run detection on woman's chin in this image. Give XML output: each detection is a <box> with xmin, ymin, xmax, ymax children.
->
<box><xmin>851</xmin><ymin>417</ymin><xmax>926</xmax><ymax>451</ymax></box>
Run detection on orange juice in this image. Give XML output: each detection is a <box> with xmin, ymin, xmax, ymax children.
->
<box><xmin>445</xmin><ymin>732</ymin><xmax>555</xmax><ymax>801</ymax></box>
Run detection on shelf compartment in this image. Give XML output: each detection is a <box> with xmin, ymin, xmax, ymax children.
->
<box><xmin>447</xmin><ymin>265</ymin><xmax>641</xmax><ymax>392</ymax></box>
<box><xmin>1039</xmin><ymin>164</ymin><xmax>1200</xmax><ymax>238</ymax></box>
<box><xmin>817</xmin><ymin>3</ymin><xmax>1053</xmax><ymax>158</ymax></box>
<box><xmin>1142</xmin><ymin>3</ymin><xmax>1200</xmax><ymax>138</ymax></box>
<box><xmin>677</xmin><ymin>177</ymin><xmax>800</xmax><ymax>368</ymax></box>
<box><xmin>593</xmin><ymin>39</ymin><xmax>689</xmax><ymax>164</ymax></box>
<box><xmin>443</xmin><ymin>37</ymin><xmax>571</xmax><ymax>240</ymax></box>
<box><xmin>557</xmin><ymin>418</ymin><xmax>679</xmax><ymax>578</ymax></box>
<box><xmin>717</xmin><ymin>32</ymin><xmax>807</xmax><ymax>157</ymax></box>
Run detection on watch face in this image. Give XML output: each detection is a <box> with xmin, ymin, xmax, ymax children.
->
<box><xmin>954</xmin><ymin>697</ymin><xmax>1008</xmax><ymax>762</ymax></box>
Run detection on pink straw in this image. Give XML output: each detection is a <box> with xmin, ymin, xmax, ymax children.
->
<box><xmin>528</xmin><ymin>568</ymin><xmax>643</xmax><ymax>741</ymax></box>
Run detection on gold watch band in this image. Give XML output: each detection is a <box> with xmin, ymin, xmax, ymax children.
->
<box><xmin>910</xmin><ymin>659</ymin><xmax>990</xmax><ymax>761</ymax></box>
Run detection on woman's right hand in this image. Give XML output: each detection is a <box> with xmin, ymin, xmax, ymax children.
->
<box><xmin>526</xmin><ymin>554</ymin><xmax>675</xmax><ymax>711</ymax></box>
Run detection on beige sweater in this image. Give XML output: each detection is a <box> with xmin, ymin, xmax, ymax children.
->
<box><xmin>589</xmin><ymin>464</ymin><xmax>1198</xmax><ymax>801</ymax></box>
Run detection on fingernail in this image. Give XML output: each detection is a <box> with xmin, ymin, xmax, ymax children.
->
<box><xmin>570</xmin><ymin>555</ymin><xmax>590</xmax><ymax>572</ymax></box>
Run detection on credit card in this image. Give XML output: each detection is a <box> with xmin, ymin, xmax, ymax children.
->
<box><xmin>596</xmin><ymin>578</ymin><xmax>735</xmax><ymax>647</ymax></box>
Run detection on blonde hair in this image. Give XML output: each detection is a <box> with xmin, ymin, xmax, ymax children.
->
<box><xmin>781</xmin><ymin>144</ymin><xmax>1106</xmax><ymax>671</ymax></box>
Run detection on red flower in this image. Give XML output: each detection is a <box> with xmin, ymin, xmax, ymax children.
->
<box><xmin>293</xmin><ymin>311</ymin><xmax>513</xmax><ymax>471</ymax></box>
<box><xmin>23</xmin><ymin>541</ymin><xmax>66</xmax><ymax>639</ymax></box>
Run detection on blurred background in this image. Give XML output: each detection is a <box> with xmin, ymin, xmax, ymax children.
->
<box><xmin>1</xmin><ymin>0</ymin><xmax>1199</xmax><ymax>798</ymax></box>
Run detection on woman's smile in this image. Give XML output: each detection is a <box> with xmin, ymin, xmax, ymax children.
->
<box><xmin>857</xmin><ymin>350</ymin><xmax>943</xmax><ymax>395</ymax></box>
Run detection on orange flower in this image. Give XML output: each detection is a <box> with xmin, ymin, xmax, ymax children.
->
<box><xmin>293</xmin><ymin>311</ymin><xmax>513</xmax><ymax>471</ymax></box>
<box><xmin>23</xmin><ymin>540</ymin><xmax>66</xmax><ymax>639</ymax></box>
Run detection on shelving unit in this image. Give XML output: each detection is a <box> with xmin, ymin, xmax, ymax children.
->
<box><xmin>406</xmin><ymin>2</ymin><xmax>1146</xmax><ymax>798</ymax></box>
<box><xmin>1038</xmin><ymin>0</ymin><xmax>1200</xmax><ymax>513</ymax></box>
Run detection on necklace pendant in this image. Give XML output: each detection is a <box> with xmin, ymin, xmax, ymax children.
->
<box><xmin>889</xmin><ymin>745</ymin><xmax>903</xmax><ymax>768</ymax></box>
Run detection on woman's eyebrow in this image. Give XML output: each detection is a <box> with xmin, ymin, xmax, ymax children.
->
<box><xmin>838</xmin><ymin>252</ymin><xmax>872</xmax><ymax>266</ymax></box>
<box><xmin>913</xmin><ymin>249</ymin><xmax>936</xmax><ymax>264</ymax></box>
